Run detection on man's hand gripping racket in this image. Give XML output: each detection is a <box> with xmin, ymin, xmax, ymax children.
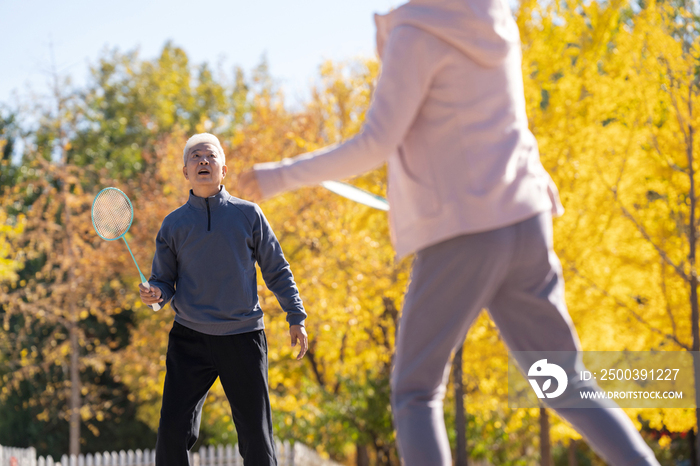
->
<box><xmin>91</xmin><ymin>187</ymin><xmax>161</xmax><ymax>311</ymax></box>
<box><xmin>139</xmin><ymin>283</ymin><xmax>163</xmax><ymax>308</ymax></box>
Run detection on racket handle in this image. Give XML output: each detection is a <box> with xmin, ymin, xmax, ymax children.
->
<box><xmin>143</xmin><ymin>281</ymin><xmax>161</xmax><ymax>312</ymax></box>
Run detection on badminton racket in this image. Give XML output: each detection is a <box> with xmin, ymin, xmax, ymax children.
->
<box><xmin>320</xmin><ymin>181</ymin><xmax>389</xmax><ymax>211</ymax></box>
<box><xmin>91</xmin><ymin>187</ymin><xmax>160</xmax><ymax>311</ymax></box>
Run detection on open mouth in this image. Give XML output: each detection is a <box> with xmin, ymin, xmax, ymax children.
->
<box><xmin>197</xmin><ymin>169</ymin><xmax>211</xmax><ymax>175</ymax></box>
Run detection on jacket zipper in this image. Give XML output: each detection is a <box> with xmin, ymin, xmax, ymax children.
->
<box><xmin>205</xmin><ymin>198</ymin><xmax>211</xmax><ymax>232</ymax></box>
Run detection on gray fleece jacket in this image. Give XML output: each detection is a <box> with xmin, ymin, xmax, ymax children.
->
<box><xmin>149</xmin><ymin>186</ymin><xmax>306</xmax><ymax>335</ymax></box>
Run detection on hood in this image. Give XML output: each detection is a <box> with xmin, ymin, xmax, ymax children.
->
<box><xmin>375</xmin><ymin>0</ymin><xmax>520</xmax><ymax>67</ymax></box>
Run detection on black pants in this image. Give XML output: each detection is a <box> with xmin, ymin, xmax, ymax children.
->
<box><xmin>155</xmin><ymin>322</ymin><xmax>277</xmax><ymax>466</ymax></box>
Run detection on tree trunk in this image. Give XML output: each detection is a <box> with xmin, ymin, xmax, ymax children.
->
<box><xmin>62</xmin><ymin>169</ymin><xmax>80</xmax><ymax>457</ymax></box>
<box><xmin>454</xmin><ymin>344</ymin><xmax>467</xmax><ymax>466</ymax></box>
<box><xmin>690</xmin><ymin>429</ymin><xmax>697</xmax><ymax>466</ymax></box>
<box><xmin>539</xmin><ymin>407</ymin><xmax>552</xmax><ymax>466</ymax></box>
<box><xmin>69</xmin><ymin>320</ymin><xmax>80</xmax><ymax>456</ymax></box>
<box><xmin>53</xmin><ymin>61</ymin><xmax>80</xmax><ymax>455</ymax></box>
<box><xmin>568</xmin><ymin>440</ymin><xmax>578</xmax><ymax>466</ymax></box>
<box><xmin>356</xmin><ymin>444</ymin><xmax>370</xmax><ymax>466</ymax></box>
<box><xmin>685</xmin><ymin>84</ymin><xmax>700</xmax><ymax>466</ymax></box>
<box><xmin>693</xmin><ymin>351</ymin><xmax>700</xmax><ymax>466</ymax></box>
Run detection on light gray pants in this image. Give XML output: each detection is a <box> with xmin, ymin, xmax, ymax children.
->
<box><xmin>391</xmin><ymin>212</ymin><xmax>659</xmax><ymax>466</ymax></box>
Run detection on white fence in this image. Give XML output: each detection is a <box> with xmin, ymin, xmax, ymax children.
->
<box><xmin>0</xmin><ymin>442</ymin><xmax>340</xmax><ymax>466</ymax></box>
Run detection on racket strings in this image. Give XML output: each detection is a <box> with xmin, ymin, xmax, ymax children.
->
<box><xmin>92</xmin><ymin>189</ymin><xmax>133</xmax><ymax>240</ymax></box>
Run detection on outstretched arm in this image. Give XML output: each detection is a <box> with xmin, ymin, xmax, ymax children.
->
<box><xmin>240</xmin><ymin>25</ymin><xmax>447</xmax><ymax>201</ymax></box>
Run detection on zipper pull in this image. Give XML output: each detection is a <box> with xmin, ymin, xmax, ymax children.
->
<box><xmin>205</xmin><ymin>198</ymin><xmax>211</xmax><ymax>232</ymax></box>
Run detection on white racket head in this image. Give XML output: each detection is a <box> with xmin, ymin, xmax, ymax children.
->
<box><xmin>91</xmin><ymin>187</ymin><xmax>134</xmax><ymax>240</ymax></box>
<box><xmin>320</xmin><ymin>181</ymin><xmax>389</xmax><ymax>211</ymax></box>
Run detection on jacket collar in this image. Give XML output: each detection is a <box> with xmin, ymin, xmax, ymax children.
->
<box><xmin>187</xmin><ymin>185</ymin><xmax>229</xmax><ymax>211</ymax></box>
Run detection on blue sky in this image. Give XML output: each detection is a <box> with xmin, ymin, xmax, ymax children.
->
<box><xmin>0</xmin><ymin>0</ymin><xmax>398</xmax><ymax>107</ymax></box>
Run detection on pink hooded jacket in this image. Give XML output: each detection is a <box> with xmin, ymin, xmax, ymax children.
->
<box><xmin>254</xmin><ymin>0</ymin><xmax>563</xmax><ymax>259</ymax></box>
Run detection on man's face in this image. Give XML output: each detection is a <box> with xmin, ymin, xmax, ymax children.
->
<box><xmin>183</xmin><ymin>142</ymin><xmax>228</xmax><ymax>195</ymax></box>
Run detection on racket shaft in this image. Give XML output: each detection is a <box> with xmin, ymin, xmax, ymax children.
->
<box><xmin>143</xmin><ymin>281</ymin><xmax>161</xmax><ymax>312</ymax></box>
<box><xmin>320</xmin><ymin>181</ymin><xmax>389</xmax><ymax>211</ymax></box>
<box><xmin>122</xmin><ymin>238</ymin><xmax>160</xmax><ymax>311</ymax></box>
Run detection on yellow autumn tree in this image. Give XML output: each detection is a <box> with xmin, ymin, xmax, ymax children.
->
<box><xmin>518</xmin><ymin>0</ymin><xmax>700</xmax><ymax>461</ymax></box>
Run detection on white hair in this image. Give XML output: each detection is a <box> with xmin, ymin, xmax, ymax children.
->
<box><xmin>183</xmin><ymin>133</ymin><xmax>225</xmax><ymax>166</ymax></box>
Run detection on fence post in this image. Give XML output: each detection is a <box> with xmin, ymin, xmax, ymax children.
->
<box><xmin>276</xmin><ymin>441</ymin><xmax>284</xmax><ymax>466</ymax></box>
<box><xmin>141</xmin><ymin>450</ymin><xmax>152</xmax><ymax>466</ymax></box>
<box><xmin>208</xmin><ymin>445</ymin><xmax>216</xmax><ymax>466</ymax></box>
<box><xmin>198</xmin><ymin>446</ymin><xmax>206</xmax><ymax>466</ymax></box>
<box><xmin>234</xmin><ymin>444</ymin><xmax>242</xmax><ymax>466</ymax></box>
<box><xmin>29</xmin><ymin>447</ymin><xmax>37</xmax><ymax>466</ymax></box>
<box><xmin>224</xmin><ymin>445</ymin><xmax>233</xmax><ymax>466</ymax></box>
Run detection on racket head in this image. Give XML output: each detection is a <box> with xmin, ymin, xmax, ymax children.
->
<box><xmin>91</xmin><ymin>187</ymin><xmax>135</xmax><ymax>241</ymax></box>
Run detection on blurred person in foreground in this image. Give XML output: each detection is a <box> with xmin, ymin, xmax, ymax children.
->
<box><xmin>239</xmin><ymin>0</ymin><xmax>660</xmax><ymax>464</ymax></box>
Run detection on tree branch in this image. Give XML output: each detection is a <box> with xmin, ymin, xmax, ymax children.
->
<box><xmin>568</xmin><ymin>265</ymin><xmax>691</xmax><ymax>350</ymax></box>
<box><xmin>617</xmin><ymin>200</ymin><xmax>690</xmax><ymax>283</ymax></box>
<box><xmin>660</xmin><ymin>260</ymin><xmax>679</xmax><ymax>340</ymax></box>
<box><xmin>305</xmin><ymin>345</ymin><xmax>326</xmax><ymax>389</ymax></box>
<box><xmin>650</xmin><ymin>132</ymin><xmax>687</xmax><ymax>173</ymax></box>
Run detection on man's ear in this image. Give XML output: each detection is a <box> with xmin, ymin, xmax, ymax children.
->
<box><xmin>221</xmin><ymin>165</ymin><xmax>228</xmax><ymax>178</ymax></box>
<box><xmin>183</xmin><ymin>166</ymin><xmax>188</xmax><ymax>180</ymax></box>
